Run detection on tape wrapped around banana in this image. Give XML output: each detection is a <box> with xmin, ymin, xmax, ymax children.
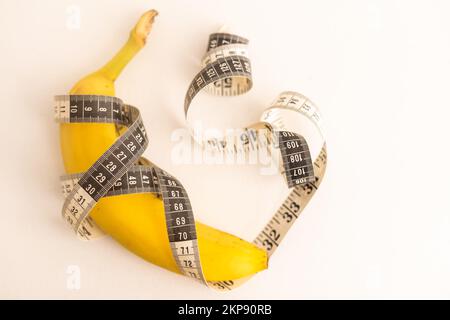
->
<box><xmin>55</xmin><ymin>10</ymin><xmax>327</xmax><ymax>290</ymax></box>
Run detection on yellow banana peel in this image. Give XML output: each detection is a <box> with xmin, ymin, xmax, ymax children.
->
<box><xmin>59</xmin><ymin>10</ymin><xmax>268</xmax><ymax>282</ymax></box>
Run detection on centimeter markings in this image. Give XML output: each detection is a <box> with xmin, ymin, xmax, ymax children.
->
<box><xmin>55</xmin><ymin>95</ymin><xmax>131</xmax><ymax>125</ymax></box>
<box><xmin>184</xmin><ymin>34</ymin><xmax>327</xmax><ymax>291</ymax></box>
<box><xmin>209</xmin><ymin>144</ymin><xmax>327</xmax><ymax>291</ymax></box>
<box><xmin>277</xmin><ymin>131</ymin><xmax>315</xmax><ymax>188</ymax></box>
<box><xmin>184</xmin><ymin>33</ymin><xmax>253</xmax><ymax>155</ymax></box>
<box><xmin>185</xmin><ymin>33</ymin><xmax>316</xmax><ymax>192</ymax></box>
<box><xmin>185</xmin><ymin>33</ymin><xmax>251</xmax><ymax>114</ymax></box>
<box><xmin>252</xmin><ymin>91</ymin><xmax>327</xmax><ymax>259</ymax></box>
<box><xmin>253</xmin><ymin>145</ymin><xmax>327</xmax><ymax>257</ymax></box>
<box><xmin>207</xmin><ymin>33</ymin><xmax>249</xmax><ymax>51</ymax></box>
<box><xmin>55</xmin><ymin>94</ymin><xmax>207</xmax><ymax>284</ymax></box>
<box><xmin>61</xmin><ymin>166</ymin><xmax>160</xmax><ymax>198</ymax></box>
<box><xmin>55</xmin><ymin>32</ymin><xmax>327</xmax><ymax>291</ymax></box>
<box><xmin>155</xmin><ymin>169</ymin><xmax>206</xmax><ymax>283</ymax></box>
<box><xmin>58</xmin><ymin>97</ymin><xmax>148</xmax><ymax>239</ymax></box>
<box><xmin>201</xmin><ymin>43</ymin><xmax>250</xmax><ymax>97</ymax></box>
<box><xmin>264</xmin><ymin>91</ymin><xmax>325</xmax><ymax>134</ymax></box>
<box><xmin>184</xmin><ymin>55</ymin><xmax>252</xmax><ymax>114</ymax></box>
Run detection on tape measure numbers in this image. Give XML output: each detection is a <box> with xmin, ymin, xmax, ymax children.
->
<box><xmin>183</xmin><ymin>33</ymin><xmax>327</xmax><ymax>290</ymax></box>
<box><xmin>55</xmin><ymin>32</ymin><xmax>327</xmax><ymax>291</ymax></box>
<box><xmin>55</xmin><ymin>95</ymin><xmax>207</xmax><ymax>284</ymax></box>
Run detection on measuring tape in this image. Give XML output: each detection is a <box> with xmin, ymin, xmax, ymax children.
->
<box><xmin>182</xmin><ymin>33</ymin><xmax>327</xmax><ymax>290</ymax></box>
<box><xmin>55</xmin><ymin>95</ymin><xmax>207</xmax><ymax>283</ymax></box>
<box><xmin>54</xmin><ymin>32</ymin><xmax>327</xmax><ymax>291</ymax></box>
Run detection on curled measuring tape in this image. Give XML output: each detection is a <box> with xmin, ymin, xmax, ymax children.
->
<box><xmin>182</xmin><ymin>33</ymin><xmax>328</xmax><ymax>290</ymax></box>
<box><xmin>55</xmin><ymin>95</ymin><xmax>207</xmax><ymax>283</ymax></box>
<box><xmin>54</xmin><ymin>32</ymin><xmax>327</xmax><ymax>291</ymax></box>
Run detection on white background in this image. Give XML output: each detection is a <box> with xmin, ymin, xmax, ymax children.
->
<box><xmin>0</xmin><ymin>0</ymin><xmax>449</xmax><ymax>299</ymax></box>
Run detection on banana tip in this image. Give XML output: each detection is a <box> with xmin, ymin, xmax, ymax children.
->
<box><xmin>132</xmin><ymin>9</ymin><xmax>159</xmax><ymax>46</ymax></box>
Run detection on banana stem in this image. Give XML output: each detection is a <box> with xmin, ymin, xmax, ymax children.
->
<box><xmin>99</xmin><ymin>10</ymin><xmax>158</xmax><ymax>81</ymax></box>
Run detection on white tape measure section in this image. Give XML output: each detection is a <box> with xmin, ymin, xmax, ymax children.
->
<box><xmin>183</xmin><ymin>33</ymin><xmax>327</xmax><ymax>290</ymax></box>
<box><xmin>55</xmin><ymin>94</ymin><xmax>207</xmax><ymax>285</ymax></box>
<box><xmin>54</xmin><ymin>32</ymin><xmax>327</xmax><ymax>291</ymax></box>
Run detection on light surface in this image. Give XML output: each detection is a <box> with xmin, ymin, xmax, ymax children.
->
<box><xmin>1</xmin><ymin>0</ymin><xmax>449</xmax><ymax>299</ymax></box>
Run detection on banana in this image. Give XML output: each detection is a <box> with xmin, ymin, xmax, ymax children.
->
<box><xmin>59</xmin><ymin>10</ymin><xmax>268</xmax><ymax>281</ymax></box>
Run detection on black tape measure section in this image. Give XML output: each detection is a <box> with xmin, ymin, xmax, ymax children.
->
<box><xmin>207</xmin><ymin>32</ymin><xmax>249</xmax><ymax>51</ymax></box>
<box><xmin>277</xmin><ymin>131</ymin><xmax>315</xmax><ymax>188</ymax></box>
<box><xmin>181</xmin><ymin>34</ymin><xmax>326</xmax><ymax>290</ymax></box>
<box><xmin>60</xmin><ymin>100</ymin><xmax>148</xmax><ymax>236</ymax></box>
<box><xmin>184</xmin><ymin>33</ymin><xmax>315</xmax><ymax>189</ymax></box>
<box><xmin>62</xmin><ymin>165</ymin><xmax>160</xmax><ymax>198</ymax></box>
<box><xmin>157</xmin><ymin>171</ymin><xmax>196</xmax><ymax>242</ymax></box>
<box><xmin>253</xmin><ymin>145</ymin><xmax>327</xmax><ymax>256</ymax></box>
<box><xmin>66</xmin><ymin>95</ymin><xmax>132</xmax><ymax>125</ymax></box>
<box><xmin>184</xmin><ymin>55</ymin><xmax>252</xmax><ymax>114</ymax></box>
<box><xmin>57</xmin><ymin>31</ymin><xmax>327</xmax><ymax>290</ymax></box>
<box><xmin>108</xmin><ymin>166</ymin><xmax>160</xmax><ymax>197</ymax></box>
<box><xmin>56</xmin><ymin>94</ymin><xmax>207</xmax><ymax>283</ymax></box>
<box><xmin>77</xmin><ymin>109</ymin><xmax>147</xmax><ymax>202</ymax></box>
<box><xmin>155</xmin><ymin>168</ymin><xmax>206</xmax><ymax>281</ymax></box>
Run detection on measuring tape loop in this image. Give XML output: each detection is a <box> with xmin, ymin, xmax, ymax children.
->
<box><xmin>55</xmin><ymin>94</ymin><xmax>207</xmax><ymax>284</ymax></box>
<box><xmin>55</xmin><ymin>32</ymin><xmax>327</xmax><ymax>290</ymax></box>
<box><xmin>183</xmin><ymin>33</ymin><xmax>328</xmax><ymax>290</ymax></box>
